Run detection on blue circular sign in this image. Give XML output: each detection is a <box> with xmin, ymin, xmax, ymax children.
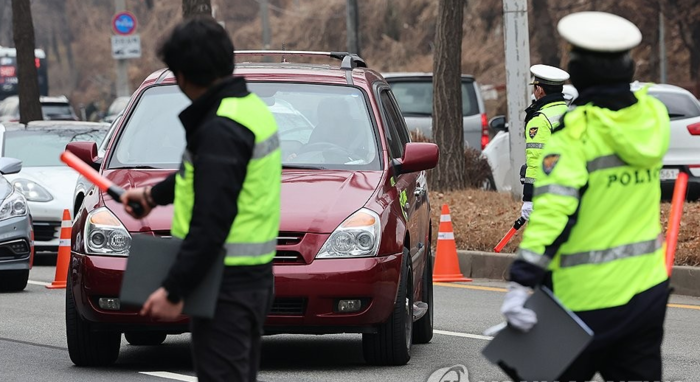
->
<box><xmin>112</xmin><ymin>12</ymin><xmax>137</xmax><ymax>35</ymax></box>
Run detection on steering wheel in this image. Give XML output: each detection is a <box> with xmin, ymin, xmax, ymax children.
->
<box><xmin>295</xmin><ymin>141</ymin><xmax>359</xmax><ymax>161</ymax></box>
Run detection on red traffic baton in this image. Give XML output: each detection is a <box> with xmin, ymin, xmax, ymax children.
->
<box><xmin>666</xmin><ymin>170</ymin><xmax>689</xmax><ymax>277</ymax></box>
<box><xmin>60</xmin><ymin>151</ymin><xmax>145</xmax><ymax>217</ymax></box>
<box><xmin>494</xmin><ymin>216</ymin><xmax>527</xmax><ymax>253</ymax></box>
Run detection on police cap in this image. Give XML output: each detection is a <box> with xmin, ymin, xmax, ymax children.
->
<box><xmin>557</xmin><ymin>12</ymin><xmax>642</xmax><ymax>53</ymax></box>
<box><xmin>529</xmin><ymin>64</ymin><xmax>569</xmax><ymax>86</ymax></box>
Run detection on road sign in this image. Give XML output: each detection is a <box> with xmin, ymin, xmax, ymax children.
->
<box><xmin>112</xmin><ymin>11</ymin><xmax>137</xmax><ymax>35</ymax></box>
<box><xmin>111</xmin><ymin>35</ymin><xmax>141</xmax><ymax>59</ymax></box>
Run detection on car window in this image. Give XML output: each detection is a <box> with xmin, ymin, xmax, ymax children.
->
<box><xmin>388</xmin><ymin>79</ymin><xmax>479</xmax><ymax>117</ymax></box>
<box><xmin>4</xmin><ymin>128</ymin><xmax>108</xmax><ymax>166</ymax></box>
<box><xmin>42</xmin><ymin>103</ymin><xmax>75</xmax><ymax>120</ymax></box>
<box><xmin>648</xmin><ymin>91</ymin><xmax>700</xmax><ymax>120</ymax></box>
<box><xmin>379</xmin><ymin>89</ymin><xmax>405</xmax><ymax>159</ymax></box>
<box><xmin>110</xmin><ymin>83</ymin><xmax>380</xmax><ymax>171</ymax></box>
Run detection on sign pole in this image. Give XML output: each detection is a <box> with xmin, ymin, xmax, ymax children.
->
<box><xmin>114</xmin><ymin>0</ymin><xmax>131</xmax><ymax>98</ymax></box>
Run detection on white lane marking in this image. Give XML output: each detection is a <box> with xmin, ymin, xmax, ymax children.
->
<box><xmin>435</xmin><ymin>329</ymin><xmax>493</xmax><ymax>341</ymax></box>
<box><xmin>28</xmin><ymin>280</ymin><xmax>51</xmax><ymax>287</ymax></box>
<box><xmin>139</xmin><ymin>372</ymin><xmax>197</xmax><ymax>381</ymax></box>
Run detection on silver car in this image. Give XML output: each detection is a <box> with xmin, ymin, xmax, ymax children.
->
<box><xmin>382</xmin><ymin>72</ymin><xmax>488</xmax><ymax>151</ymax></box>
<box><xmin>0</xmin><ymin>156</ymin><xmax>32</xmax><ymax>292</ymax></box>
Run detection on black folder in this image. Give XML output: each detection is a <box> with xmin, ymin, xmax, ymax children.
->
<box><xmin>119</xmin><ymin>234</ymin><xmax>225</xmax><ymax>319</ymax></box>
<box><xmin>482</xmin><ymin>286</ymin><xmax>594</xmax><ymax>381</ymax></box>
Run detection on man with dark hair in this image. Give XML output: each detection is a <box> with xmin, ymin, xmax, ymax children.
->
<box><xmin>520</xmin><ymin>64</ymin><xmax>569</xmax><ymax>221</ymax></box>
<box><xmin>121</xmin><ymin>16</ymin><xmax>280</xmax><ymax>382</ymax></box>
<box><xmin>501</xmin><ymin>11</ymin><xmax>670</xmax><ymax>381</ymax></box>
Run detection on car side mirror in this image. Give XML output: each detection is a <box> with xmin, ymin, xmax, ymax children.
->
<box><xmin>0</xmin><ymin>157</ymin><xmax>22</xmax><ymax>175</ymax></box>
<box><xmin>489</xmin><ymin>115</ymin><xmax>507</xmax><ymax>132</ymax></box>
<box><xmin>66</xmin><ymin>141</ymin><xmax>100</xmax><ymax>171</ymax></box>
<box><xmin>393</xmin><ymin>142</ymin><xmax>439</xmax><ymax>174</ymax></box>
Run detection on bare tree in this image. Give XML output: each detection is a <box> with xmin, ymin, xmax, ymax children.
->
<box><xmin>668</xmin><ymin>0</ymin><xmax>700</xmax><ymax>82</ymax></box>
<box><xmin>12</xmin><ymin>0</ymin><xmax>42</xmax><ymax>123</ymax></box>
<box><xmin>182</xmin><ymin>0</ymin><xmax>212</xmax><ymax>18</ymax></box>
<box><xmin>530</xmin><ymin>0</ymin><xmax>560</xmax><ymax>66</ymax></box>
<box><xmin>430</xmin><ymin>0</ymin><xmax>467</xmax><ymax>191</ymax></box>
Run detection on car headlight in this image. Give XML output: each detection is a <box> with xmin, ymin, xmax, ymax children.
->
<box><xmin>84</xmin><ymin>207</ymin><xmax>131</xmax><ymax>256</ymax></box>
<box><xmin>13</xmin><ymin>178</ymin><xmax>53</xmax><ymax>202</ymax></box>
<box><xmin>0</xmin><ymin>192</ymin><xmax>28</xmax><ymax>221</ymax></box>
<box><xmin>316</xmin><ymin>208</ymin><xmax>381</xmax><ymax>258</ymax></box>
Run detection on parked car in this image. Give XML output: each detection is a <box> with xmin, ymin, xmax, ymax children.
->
<box><xmin>482</xmin><ymin>83</ymin><xmax>700</xmax><ymax>199</ymax></box>
<box><xmin>102</xmin><ymin>96</ymin><xmax>130</xmax><ymax>123</ymax></box>
<box><xmin>0</xmin><ymin>95</ymin><xmax>79</xmax><ymax>123</ymax></box>
<box><xmin>382</xmin><ymin>72</ymin><xmax>488</xmax><ymax>151</ymax></box>
<box><xmin>0</xmin><ymin>121</ymin><xmax>109</xmax><ymax>253</ymax></box>
<box><xmin>66</xmin><ymin>51</ymin><xmax>438</xmax><ymax>367</ymax></box>
<box><xmin>0</xmin><ymin>154</ymin><xmax>33</xmax><ymax>292</ymax></box>
<box><xmin>483</xmin><ymin>85</ymin><xmax>578</xmax><ymax>192</ymax></box>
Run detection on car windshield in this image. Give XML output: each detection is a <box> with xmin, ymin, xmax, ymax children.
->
<box><xmin>42</xmin><ymin>103</ymin><xmax>75</xmax><ymax>120</ymax></box>
<box><xmin>389</xmin><ymin>79</ymin><xmax>479</xmax><ymax>116</ymax></box>
<box><xmin>4</xmin><ymin>128</ymin><xmax>108</xmax><ymax>166</ymax></box>
<box><xmin>109</xmin><ymin>83</ymin><xmax>380</xmax><ymax>170</ymax></box>
<box><xmin>648</xmin><ymin>91</ymin><xmax>700</xmax><ymax>120</ymax></box>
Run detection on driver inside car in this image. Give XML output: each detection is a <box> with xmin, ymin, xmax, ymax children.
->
<box><xmin>286</xmin><ymin>98</ymin><xmax>369</xmax><ymax>163</ymax></box>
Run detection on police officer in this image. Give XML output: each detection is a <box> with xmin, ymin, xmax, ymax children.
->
<box><xmin>121</xmin><ymin>17</ymin><xmax>280</xmax><ymax>382</ymax></box>
<box><xmin>501</xmin><ymin>11</ymin><xmax>670</xmax><ymax>381</ymax></box>
<box><xmin>520</xmin><ymin>64</ymin><xmax>569</xmax><ymax>220</ymax></box>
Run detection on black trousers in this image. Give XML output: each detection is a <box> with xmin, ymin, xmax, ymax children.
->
<box><xmin>557</xmin><ymin>281</ymin><xmax>670</xmax><ymax>382</ymax></box>
<box><xmin>190</xmin><ymin>286</ymin><xmax>273</xmax><ymax>382</ymax></box>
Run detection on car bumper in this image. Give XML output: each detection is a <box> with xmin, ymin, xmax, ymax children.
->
<box><xmin>29</xmin><ymin>201</ymin><xmax>66</xmax><ymax>252</ymax></box>
<box><xmin>660</xmin><ymin>167</ymin><xmax>700</xmax><ymax>200</ymax></box>
<box><xmin>0</xmin><ymin>215</ymin><xmax>33</xmax><ymax>271</ymax></box>
<box><xmin>69</xmin><ymin>252</ymin><xmax>403</xmax><ymax>334</ymax></box>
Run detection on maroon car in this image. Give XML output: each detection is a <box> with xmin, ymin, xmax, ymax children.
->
<box><xmin>66</xmin><ymin>51</ymin><xmax>438</xmax><ymax>367</ymax></box>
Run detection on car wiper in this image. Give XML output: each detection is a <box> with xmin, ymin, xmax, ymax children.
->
<box><xmin>668</xmin><ymin>113</ymin><xmax>686</xmax><ymax>118</ymax></box>
<box><xmin>282</xmin><ymin>164</ymin><xmax>326</xmax><ymax>170</ymax></box>
<box><xmin>402</xmin><ymin>111</ymin><xmax>432</xmax><ymax>116</ymax></box>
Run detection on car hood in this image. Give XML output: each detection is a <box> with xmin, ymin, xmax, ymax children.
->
<box><xmin>4</xmin><ymin>166</ymin><xmax>79</xmax><ymax>201</ymax></box>
<box><xmin>102</xmin><ymin>169</ymin><xmax>383</xmax><ymax>235</ymax></box>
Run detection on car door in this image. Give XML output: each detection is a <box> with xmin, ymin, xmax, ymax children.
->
<box><xmin>377</xmin><ymin>87</ymin><xmax>425</xmax><ymax>282</ymax></box>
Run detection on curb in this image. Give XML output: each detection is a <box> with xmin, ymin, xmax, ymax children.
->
<box><xmin>456</xmin><ymin>250</ymin><xmax>700</xmax><ymax>298</ymax></box>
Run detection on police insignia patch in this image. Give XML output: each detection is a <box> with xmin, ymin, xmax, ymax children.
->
<box><xmin>529</xmin><ymin>127</ymin><xmax>538</xmax><ymax>139</ymax></box>
<box><xmin>542</xmin><ymin>154</ymin><xmax>560</xmax><ymax>175</ymax></box>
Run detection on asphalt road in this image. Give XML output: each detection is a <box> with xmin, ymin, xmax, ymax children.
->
<box><xmin>1</xmin><ymin>265</ymin><xmax>699</xmax><ymax>382</ymax></box>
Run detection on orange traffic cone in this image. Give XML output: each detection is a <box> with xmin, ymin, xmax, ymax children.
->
<box><xmin>433</xmin><ymin>204</ymin><xmax>471</xmax><ymax>283</ymax></box>
<box><xmin>47</xmin><ymin>209</ymin><xmax>71</xmax><ymax>289</ymax></box>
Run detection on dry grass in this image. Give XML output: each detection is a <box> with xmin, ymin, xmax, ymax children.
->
<box><xmin>429</xmin><ymin>190</ymin><xmax>700</xmax><ymax>267</ymax></box>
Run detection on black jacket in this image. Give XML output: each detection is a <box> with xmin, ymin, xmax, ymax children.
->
<box><xmin>151</xmin><ymin>76</ymin><xmax>273</xmax><ymax>302</ymax></box>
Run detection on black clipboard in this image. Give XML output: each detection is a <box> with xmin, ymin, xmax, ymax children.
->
<box><xmin>119</xmin><ymin>234</ymin><xmax>225</xmax><ymax>319</ymax></box>
<box><xmin>482</xmin><ymin>286</ymin><xmax>594</xmax><ymax>381</ymax></box>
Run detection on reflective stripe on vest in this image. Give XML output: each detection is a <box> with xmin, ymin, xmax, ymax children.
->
<box><xmin>586</xmin><ymin>154</ymin><xmax>627</xmax><ymax>173</ymax></box>
<box><xmin>517</xmin><ymin>248</ymin><xmax>551</xmax><ymax>268</ymax></box>
<box><xmin>526</xmin><ymin>143</ymin><xmax>544</xmax><ymax>149</ymax></box>
<box><xmin>560</xmin><ymin>236</ymin><xmax>663</xmax><ymax>268</ymax></box>
<box><xmin>534</xmin><ymin>184</ymin><xmax>580</xmax><ymax>198</ymax></box>
<box><xmin>523</xmin><ymin>177</ymin><xmax>536</xmax><ymax>184</ymax></box>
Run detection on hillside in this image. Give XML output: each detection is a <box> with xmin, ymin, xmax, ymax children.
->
<box><xmin>0</xmin><ymin>0</ymin><xmax>698</xmax><ymax>117</ymax></box>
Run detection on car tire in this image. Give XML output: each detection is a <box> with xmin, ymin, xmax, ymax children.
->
<box><xmin>0</xmin><ymin>270</ymin><xmax>29</xmax><ymax>292</ymax></box>
<box><xmin>125</xmin><ymin>332</ymin><xmax>167</xmax><ymax>346</ymax></box>
<box><xmin>362</xmin><ymin>248</ymin><xmax>413</xmax><ymax>366</ymax></box>
<box><xmin>412</xmin><ymin>245</ymin><xmax>433</xmax><ymax>344</ymax></box>
<box><xmin>480</xmin><ymin>172</ymin><xmax>497</xmax><ymax>191</ymax></box>
<box><xmin>66</xmin><ymin>276</ymin><xmax>121</xmax><ymax>366</ymax></box>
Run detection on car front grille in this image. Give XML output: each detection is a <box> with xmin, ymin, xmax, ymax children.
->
<box><xmin>32</xmin><ymin>221</ymin><xmax>60</xmax><ymax>242</ymax></box>
<box><xmin>269</xmin><ymin>298</ymin><xmax>306</xmax><ymax>316</ymax></box>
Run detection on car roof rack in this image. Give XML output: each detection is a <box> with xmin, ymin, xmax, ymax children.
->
<box><xmin>234</xmin><ymin>50</ymin><xmax>367</xmax><ymax>69</ymax></box>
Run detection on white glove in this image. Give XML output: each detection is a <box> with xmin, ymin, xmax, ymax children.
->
<box><xmin>521</xmin><ymin>201</ymin><xmax>533</xmax><ymax>220</ymax></box>
<box><xmin>501</xmin><ymin>282</ymin><xmax>537</xmax><ymax>332</ymax></box>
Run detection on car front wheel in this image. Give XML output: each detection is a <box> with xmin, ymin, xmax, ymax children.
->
<box><xmin>0</xmin><ymin>270</ymin><xmax>29</xmax><ymax>292</ymax></box>
<box><xmin>66</xmin><ymin>278</ymin><xmax>121</xmax><ymax>366</ymax></box>
<box><xmin>413</xmin><ymin>245</ymin><xmax>433</xmax><ymax>344</ymax></box>
<box><xmin>362</xmin><ymin>248</ymin><xmax>413</xmax><ymax>366</ymax></box>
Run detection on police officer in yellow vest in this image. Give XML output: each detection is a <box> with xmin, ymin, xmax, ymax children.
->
<box><xmin>501</xmin><ymin>12</ymin><xmax>670</xmax><ymax>381</ymax></box>
<box><xmin>122</xmin><ymin>17</ymin><xmax>280</xmax><ymax>382</ymax></box>
<box><xmin>520</xmin><ymin>65</ymin><xmax>569</xmax><ymax>220</ymax></box>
